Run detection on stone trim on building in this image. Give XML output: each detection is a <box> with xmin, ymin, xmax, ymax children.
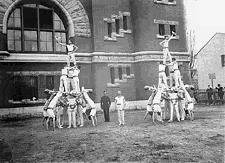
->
<box><xmin>153</xmin><ymin>0</ymin><xmax>177</xmax><ymax>6</ymax></box>
<box><xmin>0</xmin><ymin>51</ymin><xmax>190</xmax><ymax>63</ymax></box>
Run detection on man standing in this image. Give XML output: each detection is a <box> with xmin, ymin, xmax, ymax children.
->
<box><xmin>159</xmin><ymin>32</ymin><xmax>176</xmax><ymax>64</ymax></box>
<box><xmin>158</xmin><ymin>61</ymin><xmax>168</xmax><ymax>89</ymax></box>
<box><xmin>206</xmin><ymin>85</ymin><xmax>213</xmax><ymax>105</ymax></box>
<box><xmin>167</xmin><ymin>58</ymin><xmax>182</xmax><ymax>88</ymax></box>
<box><xmin>100</xmin><ymin>91</ymin><xmax>111</xmax><ymax>122</ymax></box>
<box><xmin>56</xmin><ymin>37</ymin><xmax>78</xmax><ymax>66</ymax></box>
<box><xmin>216</xmin><ymin>84</ymin><xmax>224</xmax><ymax>104</ymax></box>
<box><xmin>115</xmin><ymin>91</ymin><xmax>126</xmax><ymax>126</ymax></box>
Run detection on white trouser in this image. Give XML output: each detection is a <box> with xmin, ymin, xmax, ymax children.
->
<box><xmin>178</xmin><ymin>100</ymin><xmax>185</xmax><ymax>120</ymax></box>
<box><xmin>67</xmin><ymin>52</ymin><xmax>76</xmax><ymax>66</ymax></box>
<box><xmin>73</xmin><ymin>77</ymin><xmax>80</xmax><ymax>93</ymax></box>
<box><xmin>163</xmin><ymin>48</ymin><xmax>172</xmax><ymax>64</ymax></box>
<box><xmin>67</xmin><ymin>78</ymin><xmax>74</xmax><ymax>92</ymax></box>
<box><xmin>169</xmin><ymin>72</ymin><xmax>175</xmax><ymax>88</ymax></box>
<box><xmin>48</xmin><ymin>92</ymin><xmax>62</xmax><ymax>109</ymax></box>
<box><xmin>174</xmin><ymin>70</ymin><xmax>181</xmax><ymax>88</ymax></box>
<box><xmin>186</xmin><ymin>102</ymin><xmax>194</xmax><ymax>111</ymax></box>
<box><xmin>60</xmin><ymin>75</ymin><xmax>69</xmax><ymax>93</ymax></box>
<box><xmin>77</xmin><ymin>105</ymin><xmax>84</xmax><ymax>126</ymax></box>
<box><xmin>117</xmin><ymin>109</ymin><xmax>125</xmax><ymax>125</ymax></box>
<box><xmin>169</xmin><ymin>100</ymin><xmax>180</xmax><ymax>121</ymax></box>
<box><xmin>67</xmin><ymin>107</ymin><xmax>77</xmax><ymax>127</ymax></box>
<box><xmin>83</xmin><ymin>92</ymin><xmax>95</xmax><ymax>108</ymax></box>
<box><xmin>158</xmin><ymin>72</ymin><xmax>168</xmax><ymax>88</ymax></box>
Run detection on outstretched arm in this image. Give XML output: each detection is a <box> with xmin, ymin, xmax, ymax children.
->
<box><xmin>159</xmin><ymin>40</ymin><xmax>165</xmax><ymax>47</ymax></box>
<box><xmin>55</xmin><ymin>37</ymin><xmax>67</xmax><ymax>46</ymax></box>
<box><xmin>73</xmin><ymin>45</ymin><xmax>79</xmax><ymax>52</ymax></box>
<box><xmin>167</xmin><ymin>32</ymin><xmax>176</xmax><ymax>42</ymax></box>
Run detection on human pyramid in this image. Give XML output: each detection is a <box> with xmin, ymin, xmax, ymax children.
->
<box><xmin>144</xmin><ymin>32</ymin><xmax>194</xmax><ymax>123</ymax></box>
<box><xmin>42</xmin><ymin>37</ymin><xmax>97</xmax><ymax>130</ymax></box>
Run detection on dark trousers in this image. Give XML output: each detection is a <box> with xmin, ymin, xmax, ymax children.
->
<box><xmin>208</xmin><ymin>95</ymin><xmax>213</xmax><ymax>104</ymax></box>
<box><xmin>102</xmin><ymin>107</ymin><xmax>110</xmax><ymax>122</ymax></box>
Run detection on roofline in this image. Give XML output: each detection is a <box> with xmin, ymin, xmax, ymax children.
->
<box><xmin>196</xmin><ymin>32</ymin><xmax>225</xmax><ymax>56</ymax></box>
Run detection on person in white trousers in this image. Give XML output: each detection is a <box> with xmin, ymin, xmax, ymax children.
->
<box><xmin>168</xmin><ymin>87</ymin><xmax>181</xmax><ymax>122</ymax></box>
<box><xmin>181</xmin><ymin>84</ymin><xmax>194</xmax><ymax>120</ymax></box>
<box><xmin>82</xmin><ymin>87</ymin><xmax>97</xmax><ymax>126</ymax></box>
<box><xmin>115</xmin><ymin>91</ymin><xmax>126</xmax><ymax>126</ymax></box>
<box><xmin>67</xmin><ymin>92</ymin><xmax>77</xmax><ymax>128</ymax></box>
<box><xmin>59</xmin><ymin>66</ymin><xmax>69</xmax><ymax>93</ymax></box>
<box><xmin>167</xmin><ymin>58</ymin><xmax>182</xmax><ymax>88</ymax></box>
<box><xmin>158</xmin><ymin>61</ymin><xmax>168</xmax><ymax>89</ymax></box>
<box><xmin>159</xmin><ymin>32</ymin><xmax>176</xmax><ymax>64</ymax></box>
<box><xmin>72</xmin><ymin>66</ymin><xmax>80</xmax><ymax>93</ymax></box>
<box><xmin>55</xmin><ymin>37</ymin><xmax>78</xmax><ymax>66</ymax></box>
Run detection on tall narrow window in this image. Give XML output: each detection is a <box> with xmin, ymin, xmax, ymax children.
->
<box><xmin>118</xmin><ymin>66</ymin><xmax>123</xmax><ymax>80</ymax></box>
<box><xmin>221</xmin><ymin>55</ymin><xmax>225</xmax><ymax>67</ymax></box>
<box><xmin>126</xmin><ymin>66</ymin><xmax>131</xmax><ymax>76</ymax></box>
<box><xmin>115</xmin><ymin>19</ymin><xmax>120</xmax><ymax>34</ymax></box>
<box><xmin>7</xmin><ymin>4</ymin><xmax>67</xmax><ymax>53</ymax></box>
<box><xmin>46</xmin><ymin>76</ymin><xmax>54</xmax><ymax>90</ymax></box>
<box><xmin>170</xmin><ymin>25</ymin><xmax>176</xmax><ymax>35</ymax></box>
<box><xmin>123</xmin><ymin>16</ymin><xmax>128</xmax><ymax>31</ymax></box>
<box><xmin>159</xmin><ymin>24</ymin><xmax>165</xmax><ymax>36</ymax></box>
<box><xmin>110</xmin><ymin>67</ymin><xmax>115</xmax><ymax>84</ymax></box>
<box><xmin>107</xmin><ymin>22</ymin><xmax>112</xmax><ymax>37</ymax></box>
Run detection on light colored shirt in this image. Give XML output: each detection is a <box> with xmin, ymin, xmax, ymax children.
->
<box><xmin>161</xmin><ymin>40</ymin><xmax>169</xmax><ymax>48</ymax></box>
<box><xmin>66</xmin><ymin>44</ymin><xmax>76</xmax><ymax>52</ymax></box>
<box><xmin>115</xmin><ymin>96</ymin><xmax>125</xmax><ymax>110</ymax></box>
<box><xmin>159</xmin><ymin>64</ymin><xmax>166</xmax><ymax>72</ymax></box>
<box><xmin>173</xmin><ymin>61</ymin><xmax>179</xmax><ymax>70</ymax></box>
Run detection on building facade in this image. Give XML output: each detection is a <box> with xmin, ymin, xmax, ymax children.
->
<box><xmin>196</xmin><ymin>33</ymin><xmax>225</xmax><ymax>89</ymax></box>
<box><xmin>0</xmin><ymin>0</ymin><xmax>190</xmax><ymax>107</ymax></box>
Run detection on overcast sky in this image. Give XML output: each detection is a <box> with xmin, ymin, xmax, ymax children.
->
<box><xmin>185</xmin><ymin>0</ymin><xmax>225</xmax><ymax>53</ymax></box>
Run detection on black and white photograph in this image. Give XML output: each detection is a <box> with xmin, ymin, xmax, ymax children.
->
<box><xmin>0</xmin><ymin>0</ymin><xmax>224</xmax><ymax>162</ymax></box>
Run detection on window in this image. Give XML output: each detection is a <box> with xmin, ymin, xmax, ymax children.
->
<box><xmin>107</xmin><ymin>22</ymin><xmax>112</xmax><ymax>37</ymax></box>
<box><xmin>126</xmin><ymin>66</ymin><xmax>131</xmax><ymax>76</ymax></box>
<box><xmin>110</xmin><ymin>67</ymin><xmax>115</xmax><ymax>84</ymax></box>
<box><xmin>221</xmin><ymin>55</ymin><xmax>225</xmax><ymax>67</ymax></box>
<box><xmin>118</xmin><ymin>66</ymin><xmax>123</xmax><ymax>80</ymax></box>
<box><xmin>159</xmin><ymin>24</ymin><xmax>165</xmax><ymax>36</ymax></box>
<box><xmin>115</xmin><ymin>19</ymin><xmax>120</xmax><ymax>34</ymax></box>
<box><xmin>170</xmin><ymin>25</ymin><xmax>176</xmax><ymax>35</ymax></box>
<box><xmin>13</xmin><ymin>76</ymin><xmax>38</xmax><ymax>100</ymax></box>
<box><xmin>46</xmin><ymin>76</ymin><xmax>54</xmax><ymax>90</ymax></box>
<box><xmin>123</xmin><ymin>16</ymin><xmax>128</xmax><ymax>31</ymax></box>
<box><xmin>168</xmin><ymin>0</ymin><xmax>174</xmax><ymax>2</ymax></box>
<box><xmin>7</xmin><ymin>4</ymin><xmax>67</xmax><ymax>53</ymax></box>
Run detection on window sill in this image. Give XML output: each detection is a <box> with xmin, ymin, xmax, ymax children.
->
<box><xmin>113</xmin><ymin>31</ymin><xmax>124</xmax><ymax>38</ymax></box>
<box><xmin>154</xmin><ymin>0</ymin><xmax>176</xmax><ymax>5</ymax></box>
<box><xmin>120</xmin><ymin>29</ymin><xmax>132</xmax><ymax>34</ymax></box>
<box><xmin>156</xmin><ymin>34</ymin><xmax>179</xmax><ymax>39</ymax></box>
<box><xmin>124</xmin><ymin>74</ymin><xmax>135</xmax><ymax>79</ymax></box>
<box><xmin>104</xmin><ymin>36</ymin><xmax>117</xmax><ymax>41</ymax></box>
<box><xmin>115</xmin><ymin>78</ymin><xmax>127</xmax><ymax>83</ymax></box>
<box><xmin>107</xmin><ymin>83</ymin><xmax>120</xmax><ymax>87</ymax></box>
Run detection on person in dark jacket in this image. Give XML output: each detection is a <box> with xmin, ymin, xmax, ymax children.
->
<box><xmin>206</xmin><ymin>85</ymin><xmax>213</xmax><ymax>105</ymax></box>
<box><xmin>100</xmin><ymin>91</ymin><xmax>111</xmax><ymax>122</ymax></box>
<box><xmin>216</xmin><ymin>84</ymin><xmax>224</xmax><ymax>104</ymax></box>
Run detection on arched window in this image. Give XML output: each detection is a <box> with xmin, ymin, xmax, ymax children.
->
<box><xmin>7</xmin><ymin>3</ymin><xmax>67</xmax><ymax>53</ymax></box>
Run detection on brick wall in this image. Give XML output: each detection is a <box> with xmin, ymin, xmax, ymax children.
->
<box><xmin>130</xmin><ymin>0</ymin><xmax>187</xmax><ymax>52</ymax></box>
<box><xmin>92</xmin><ymin>0</ymin><xmax>134</xmax><ymax>52</ymax></box>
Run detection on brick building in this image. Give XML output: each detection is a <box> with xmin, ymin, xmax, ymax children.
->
<box><xmin>0</xmin><ymin>0</ymin><xmax>190</xmax><ymax>107</ymax></box>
